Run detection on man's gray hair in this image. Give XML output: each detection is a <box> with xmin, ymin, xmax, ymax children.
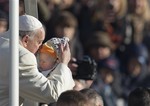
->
<box><xmin>19</xmin><ymin>29</ymin><xmax>38</xmax><ymax>40</ymax></box>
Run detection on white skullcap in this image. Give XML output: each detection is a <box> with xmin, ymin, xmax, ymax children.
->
<box><xmin>19</xmin><ymin>14</ymin><xmax>43</xmax><ymax>31</ymax></box>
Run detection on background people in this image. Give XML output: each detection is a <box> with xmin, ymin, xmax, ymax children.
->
<box><xmin>80</xmin><ymin>88</ymin><xmax>104</xmax><ymax>106</ymax></box>
<box><xmin>56</xmin><ymin>90</ymin><xmax>89</xmax><ymax>106</ymax></box>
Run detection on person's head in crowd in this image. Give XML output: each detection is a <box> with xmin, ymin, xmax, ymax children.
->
<box><xmin>73</xmin><ymin>56</ymin><xmax>97</xmax><ymax>91</ymax></box>
<box><xmin>53</xmin><ymin>11</ymin><xmax>78</xmax><ymax>40</ymax></box>
<box><xmin>19</xmin><ymin>0</ymin><xmax>25</xmax><ymax>16</ymax></box>
<box><xmin>57</xmin><ymin>0</ymin><xmax>75</xmax><ymax>10</ymax></box>
<box><xmin>125</xmin><ymin>43</ymin><xmax>148</xmax><ymax>75</ymax></box>
<box><xmin>98</xmin><ymin>66</ymin><xmax>115</xmax><ymax>84</ymax></box>
<box><xmin>127</xmin><ymin>57</ymin><xmax>143</xmax><ymax>77</ymax></box>
<box><xmin>128</xmin><ymin>0</ymin><xmax>150</xmax><ymax>22</ymax></box>
<box><xmin>128</xmin><ymin>87</ymin><xmax>150</xmax><ymax>106</ymax></box>
<box><xmin>44</xmin><ymin>0</ymin><xmax>75</xmax><ymax>11</ymax></box>
<box><xmin>19</xmin><ymin>14</ymin><xmax>45</xmax><ymax>54</ymax></box>
<box><xmin>38</xmin><ymin>42</ymin><xmax>58</xmax><ymax>72</ymax></box>
<box><xmin>86</xmin><ymin>31</ymin><xmax>114</xmax><ymax>61</ymax></box>
<box><xmin>94</xmin><ymin>0</ymin><xmax>127</xmax><ymax>23</ymax></box>
<box><xmin>127</xmin><ymin>0</ymin><xmax>150</xmax><ymax>44</ymax></box>
<box><xmin>0</xmin><ymin>10</ymin><xmax>8</xmax><ymax>33</ymax></box>
<box><xmin>56</xmin><ymin>90</ymin><xmax>90</xmax><ymax>106</ymax></box>
<box><xmin>80</xmin><ymin>88</ymin><xmax>104</xmax><ymax>106</ymax></box>
<box><xmin>43</xmin><ymin>0</ymin><xmax>57</xmax><ymax>12</ymax></box>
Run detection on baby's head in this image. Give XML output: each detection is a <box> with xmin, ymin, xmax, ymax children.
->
<box><xmin>38</xmin><ymin>37</ymin><xmax>69</xmax><ymax>71</ymax></box>
<box><xmin>38</xmin><ymin>43</ymin><xmax>58</xmax><ymax>71</ymax></box>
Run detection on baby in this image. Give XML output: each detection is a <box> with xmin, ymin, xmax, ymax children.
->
<box><xmin>37</xmin><ymin>37</ymin><xmax>69</xmax><ymax>77</ymax></box>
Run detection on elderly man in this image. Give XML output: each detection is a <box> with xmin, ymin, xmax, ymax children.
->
<box><xmin>0</xmin><ymin>15</ymin><xmax>75</xmax><ymax>106</ymax></box>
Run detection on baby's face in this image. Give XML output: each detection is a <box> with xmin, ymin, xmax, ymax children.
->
<box><xmin>39</xmin><ymin>53</ymin><xmax>56</xmax><ymax>71</ymax></box>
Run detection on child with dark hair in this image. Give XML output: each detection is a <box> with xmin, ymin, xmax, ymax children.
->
<box><xmin>91</xmin><ymin>65</ymin><xmax>121</xmax><ymax>106</ymax></box>
<box><xmin>121</xmin><ymin>43</ymin><xmax>150</xmax><ymax>103</ymax></box>
<box><xmin>56</xmin><ymin>90</ymin><xmax>90</xmax><ymax>106</ymax></box>
<box><xmin>128</xmin><ymin>87</ymin><xmax>150</xmax><ymax>106</ymax></box>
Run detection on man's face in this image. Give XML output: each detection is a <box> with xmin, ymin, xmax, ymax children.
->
<box><xmin>26</xmin><ymin>28</ymin><xmax>45</xmax><ymax>54</ymax></box>
<box><xmin>0</xmin><ymin>20</ymin><xmax>8</xmax><ymax>33</ymax></box>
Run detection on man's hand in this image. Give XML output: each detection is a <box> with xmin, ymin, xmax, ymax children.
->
<box><xmin>58</xmin><ymin>43</ymin><xmax>71</xmax><ymax>65</ymax></box>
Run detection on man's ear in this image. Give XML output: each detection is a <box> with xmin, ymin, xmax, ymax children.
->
<box><xmin>22</xmin><ymin>35</ymin><xmax>29</xmax><ymax>47</ymax></box>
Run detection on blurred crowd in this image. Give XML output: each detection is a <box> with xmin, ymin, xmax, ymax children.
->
<box><xmin>1</xmin><ymin>0</ymin><xmax>150</xmax><ymax>106</ymax></box>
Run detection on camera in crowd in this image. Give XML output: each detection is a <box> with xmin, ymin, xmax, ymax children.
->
<box><xmin>73</xmin><ymin>55</ymin><xmax>97</xmax><ymax>80</ymax></box>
